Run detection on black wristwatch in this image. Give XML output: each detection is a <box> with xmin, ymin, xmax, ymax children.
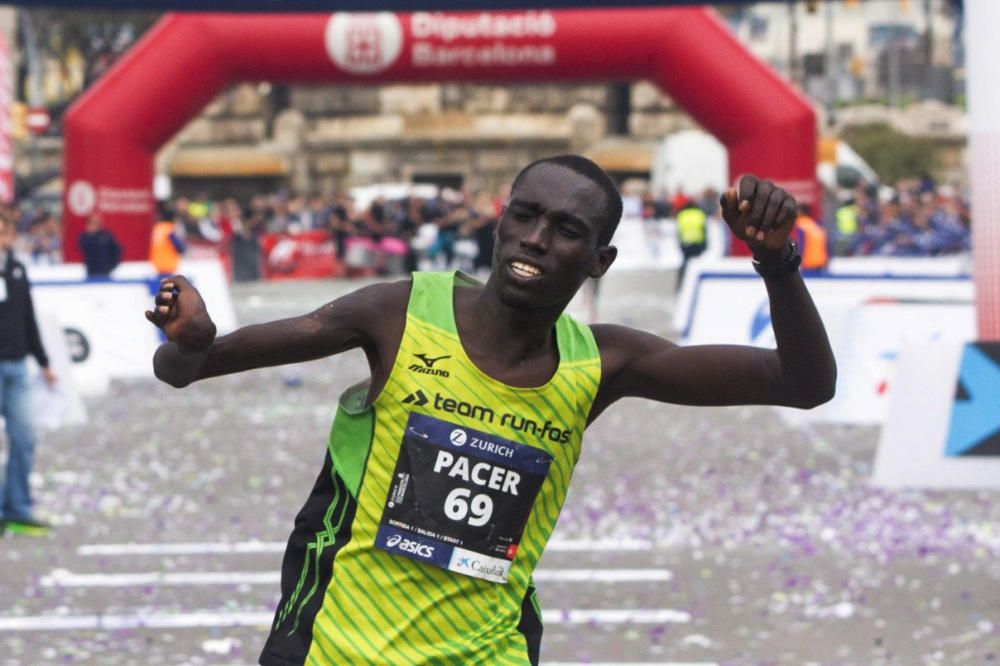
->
<box><xmin>751</xmin><ymin>240</ymin><xmax>801</xmax><ymax>279</ymax></box>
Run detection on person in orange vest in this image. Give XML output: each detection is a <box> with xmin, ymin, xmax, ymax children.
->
<box><xmin>792</xmin><ymin>203</ymin><xmax>829</xmax><ymax>273</ymax></box>
<box><xmin>149</xmin><ymin>203</ymin><xmax>186</xmax><ymax>276</ymax></box>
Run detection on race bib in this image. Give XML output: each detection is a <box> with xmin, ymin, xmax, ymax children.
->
<box><xmin>375</xmin><ymin>412</ymin><xmax>552</xmax><ymax>583</ymax></box>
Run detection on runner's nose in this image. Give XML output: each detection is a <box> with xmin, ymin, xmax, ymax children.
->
<box><xmin>520</xmin><ymin>221</ymin><xmax>550</xmax><ymax>254</ymax></box>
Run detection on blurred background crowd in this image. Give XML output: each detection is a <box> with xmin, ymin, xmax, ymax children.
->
<box><xmin>1</xmin><ymin>1</ymin><xmax>973</xmax><ymax>282</ymax></box>
<box><xmin>2</xmin><ymin>173</ymin><xmax>972</xmax><ymax>280</ymax></box>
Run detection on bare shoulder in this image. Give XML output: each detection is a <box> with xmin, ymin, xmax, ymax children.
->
<box><xmin>590</xmin><ymin>323</ymin><xmax>679</xmax><ymax>393</ymax></box>
<box><xmin>319</xmin><ymin>278</ymin><xmax>412</xmax><ymax>334</ymax></box>
<box><xmin>344</xmin><ymin>278</ymin><xmax>412</xmax><ymax>311</ymax></box>
<box><xmin>591</xmin><ymin>323</ymin><xmax>677</xmax><ymax>359</ymax></box>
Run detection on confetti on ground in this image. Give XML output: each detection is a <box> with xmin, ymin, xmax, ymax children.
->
<box><xmin>1</xmin><ymin>272</ymin><xmax>998</xmax><ymax>664</ymax></box>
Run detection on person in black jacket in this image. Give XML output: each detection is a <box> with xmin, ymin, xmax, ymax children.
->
<box><xmin>78</xmin><ymin>213</ymin><xmax>122</xmax><ymax>278</ymax></box>
<box><xmin>0</xmin><ymin>215</ymin><xmax>57</xmax><ymax>536</ymax></box>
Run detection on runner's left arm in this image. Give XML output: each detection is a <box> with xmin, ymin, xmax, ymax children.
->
<box><xmin>588</xmin><ymin>177</ymin><xmax>836</xmax><ymax>420</ymax></box>
<box><xmin>146</xmin><ymin>275</ymin><xmax>393</xmax><ymax>388</ymax></box>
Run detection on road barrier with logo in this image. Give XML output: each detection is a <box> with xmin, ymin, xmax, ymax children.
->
<box><xmin>678</xmin><ymin>259</ymin><xmax>974</xmax><ymax>427</ymax></box>
<box><xmin>874</xmin><ymin>340</ymin><xmax>1000</xmax><ymax>489</ymax></box>
<box><xmin>27</xmin><ymin>259</ymin><xmax>236</xmax><ymax>395</ymax></box>
<box><xmin>260</xmin><ymin>231</ymin><xmax>345</xmax><ymax>280</ymax></box>
<box><xmin>31</xmin><ymin>311</ymin><xmax>88</xmax><ymax>430</ymax></box>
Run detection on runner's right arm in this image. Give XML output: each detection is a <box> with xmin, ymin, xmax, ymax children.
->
<box><xmin>146</xmin><ymin>276</ymin><xmax>407</xmax><ymax>388</ymax></box>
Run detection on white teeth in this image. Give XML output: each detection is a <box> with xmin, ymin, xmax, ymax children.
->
<box><xmin>510</xmin><ymin>261</ymin><xmax>541</xmax><ymax>278</ymax></box>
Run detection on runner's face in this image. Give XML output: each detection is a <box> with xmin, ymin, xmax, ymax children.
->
<box><xmin>491</xmin><ymin>163</ymin><xmax>616</xmax><ymax>310</ymax></box>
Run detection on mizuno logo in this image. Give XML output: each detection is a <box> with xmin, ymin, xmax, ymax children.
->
<box><xmin>409</xmin><ymin>352</ymin><xmax>450</xmax><ymax>377</ymax></box>
<box><xmin>401</xmin><ymin>390</ymin><xmax>429</xmax><ymax>407</ymax></box>
<box><xmin>414</xmin><ymin>353</ymin><xmax>450</xmax><ymax>368</ymax></box>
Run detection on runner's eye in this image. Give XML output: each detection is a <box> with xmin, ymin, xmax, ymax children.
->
<box><xmin>557</xmin><ymin>223</ymin><xmax>583</xmax><ymax>239</ymax></box>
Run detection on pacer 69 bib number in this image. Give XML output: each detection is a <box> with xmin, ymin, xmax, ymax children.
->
<box><xmin>444</xmin><ymin>487</ymin><xmax>493</xmax><ymax>526</ymax></box>
<box><xmin>375</xmin><ymin>412</ymin><xmax>552</xmax><ymax>583</ymax></box>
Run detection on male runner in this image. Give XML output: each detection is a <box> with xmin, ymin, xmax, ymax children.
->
<box><xmin>147</xmin><ymin>155</ymin><xmax>835</xmax><ymax>665</ymax></box>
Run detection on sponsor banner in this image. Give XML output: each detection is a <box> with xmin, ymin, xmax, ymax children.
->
<box><xmin>944</xmin><ymin>342</ymin><xmax>1000</xmax><ymax>457</ymax></box>
<box><xmin>65</xmin><ymin>182</ymin><xmax>153</xmax><ymax>217</ymax></box>
<box><xmin>8</xmin><ymin>0</ymin><xmax>768</xmax><ymax>9</ymax></box>
<box><xmin>260</xmin><ymin>231</ymin><xmax>343</xmax><ymax>280</ymax></box>
<box><xmin>674</xmin><ymin>255</ymin><xmax>972</xmax><ymax>335</ymax></box>
<box><xmin>30</xmin><ymin>311</ymin><xmax>89</xmax><ymax>429</ymax></box>
<box><xmin>968</xmin><ymin>0</ymin><xmax>1000</xmax><ymax>338</ymax></box>
<box><xmin>26</xmin><ymin>259</ymin><xmax>236</xmax><ymax>385</ymax></box>
<box><xmin>682</xmin><ymin>270</ymin><xmax>974</xmax><ymax>426</ymax></box>
<box><xmin>37</xmin><ymin>308</ymin><xmax>110</xmax><ymax>398</ymax></box>
<box><xmin>324</xmin><ymin>11</ymin><xmax>559</xmax><ymax>75</ymax></box>
<box><xmin>874</xmin><ymin>340</ymin><xmax>1000</xmax><ymax>489</ymax></box>
<box><xmin>827</xmin><ymin>301</ymin><xmax>974</xmax><ymax>425</ymax></box>
<box><xmin>31</xmin><ymin>280</ymin><xmax>160</xmax><ymax>383</ymax></box>
<box><xmin>64</xmin><ymin>8</ymin><xmax>816</xmax><ymax>268</ymax></box>
<box><xmin>0</xmin><ymin>33</ymin><xmax>13</xmax><ymax>204</ymax></box>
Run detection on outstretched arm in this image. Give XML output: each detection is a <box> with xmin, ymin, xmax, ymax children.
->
<box><xmin>145</xmin><ymin>276</ymin><xmax>404</xmax><ymax>388</ymax></box>
<box><xmin>590</xmin><ymin>177</ymin><xmax>836</xmax><ymax>421</ymax></box>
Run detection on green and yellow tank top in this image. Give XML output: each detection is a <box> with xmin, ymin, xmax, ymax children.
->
<box><xmin>261</xmin><ymin>271</ymin><xmax>602</xmax><ymax>665</ymax></box>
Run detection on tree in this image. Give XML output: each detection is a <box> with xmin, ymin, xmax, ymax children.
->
<box><xmin>841</xmin><ymin>123</ymin><xmax>939</xmax><ymax>184</ymax></box>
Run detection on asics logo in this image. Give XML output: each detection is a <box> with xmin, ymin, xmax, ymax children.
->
<box><xmin>385</xmin><ymin>534</ymin><xmax>435</xmax><ymax>559</ymax></box>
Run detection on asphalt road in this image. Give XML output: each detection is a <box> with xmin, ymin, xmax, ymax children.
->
<box><xmin>1</xmin><ymin>270</ymin><xmax>997</xmax><ymax>665</ymax></box>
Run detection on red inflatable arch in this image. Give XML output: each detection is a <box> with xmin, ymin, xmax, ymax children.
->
<box><xmin>62</xmin><ymin>8</ymin><xmax>817</xmax><ymax>262</ymax></box>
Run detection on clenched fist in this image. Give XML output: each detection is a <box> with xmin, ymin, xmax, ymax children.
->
<box><xmin>720</xmin><ymin>175</ymin><xmax>798</xmax><ymax>254</ymax></box>
<box><xmin>144</xmin><ymin>275</ymin><xmax>217</xmax><ymax>351</ymax></box>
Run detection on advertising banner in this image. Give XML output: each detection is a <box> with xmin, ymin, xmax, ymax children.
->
<box><xmin>0</xmin><ymin>33</ymin><xmax>13</xmax><ymax>204</ymax></box>
<box><xmin>27</xmin><ymin>259</ymin><xmax>236</xmax><ymax>387</ymax></box>
<box><xmin>682</xmin><ymin>271</ymin><xmax>974</xmax><ymax>426</ymax></box>
<box><xmin>19</xmin><ymin>1</ymin><xmax>770</xmax><ymax>10</ymax></box>
<box><xmin>874</xmin><ymin>340</ymin><xmax>1000</xmax><ymax>489</ymax></box>
<box><xmin>63</xmin><ymin>8</ymin><xmax>816</xmax><ymax>262</ymax></box>
<box><xmin>260</xmin><ymin>231</ymin><xmax>343</xmax><ymax>280</ymax></box>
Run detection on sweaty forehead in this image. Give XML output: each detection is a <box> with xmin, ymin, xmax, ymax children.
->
<box><xmin>512</xmin><ymin>163</ymin><xmax>607</xmax><ymax>218</ymax></box>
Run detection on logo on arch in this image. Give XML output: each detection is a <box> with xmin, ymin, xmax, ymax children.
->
<box><xmin>325</xmin><ymin>12</ymin><xmax>403</xmax><ymax>75</ymax></box>
<box><xmin>67</xmin><ymin>180</ymin><xmax>97</xmax><ymax>217</ymax></box>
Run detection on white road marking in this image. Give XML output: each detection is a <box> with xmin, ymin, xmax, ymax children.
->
<box><xmin>0</xmin><ymin>608</ymin><xmax>691</xmax><ymax>632</ymax></box>
<box><xmin>40</xmin><ymin>568</ymin><xmax>672</xmax><ymax>588</ymax></box>
<box><xmin>77</xmin><ymin>537</ymin><xmax>657</xmax><ymax>557</ymax></box>
<box><xmin>548</xmin><ymin>538</ymin><xmax>655</xmax><ymax>551</ymax></box>
<box><xmin>41</xmin><ymin>570</ymin><xmax>282</xmax><ymax>587</ymax></box>
<box><xmin>77</xmin><ymin>541</ymin><xmax>285</xmax><ymax>556</ymax></box>
<box><xmin>542</xmin><ymin>609</ymin><xmax>691</xmax><ymax>624</ymax></box>
<box><xmin>537</xmin><ymin>569</ymin><xmax>672</xmax><ymax>582</ymax></box>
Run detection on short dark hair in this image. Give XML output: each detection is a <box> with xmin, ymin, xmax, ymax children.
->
<box><xmin>511</xmin><ymin>154</ymin><xmax>623</xmax><ymax>246</ymax></box>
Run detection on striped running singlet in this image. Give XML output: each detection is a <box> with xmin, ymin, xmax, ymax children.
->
<box><xmin>260</xmin><ymin>271</ymin><xmax>602</xmax><ymax>665</ymax></box>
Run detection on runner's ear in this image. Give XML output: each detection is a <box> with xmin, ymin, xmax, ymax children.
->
<box><xmin>589</xmin><ymin>245</ymin><xmax>616</xmax><ymax>278</ymax></box>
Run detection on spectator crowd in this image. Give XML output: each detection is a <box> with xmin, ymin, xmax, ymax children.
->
<box><xmin>155</xmin><ymin>188</ymin><xmax>503</xmax><ymax>281</ymax></box>
<box><xmin>827</xmin><ymin>177</ymin><xmax>971</xmax><ymax>258</ymax></box>
<box><xmin>0</xmin><ymin>174</ymin><xmax>972</xmax><ymax>281</ymax></box>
